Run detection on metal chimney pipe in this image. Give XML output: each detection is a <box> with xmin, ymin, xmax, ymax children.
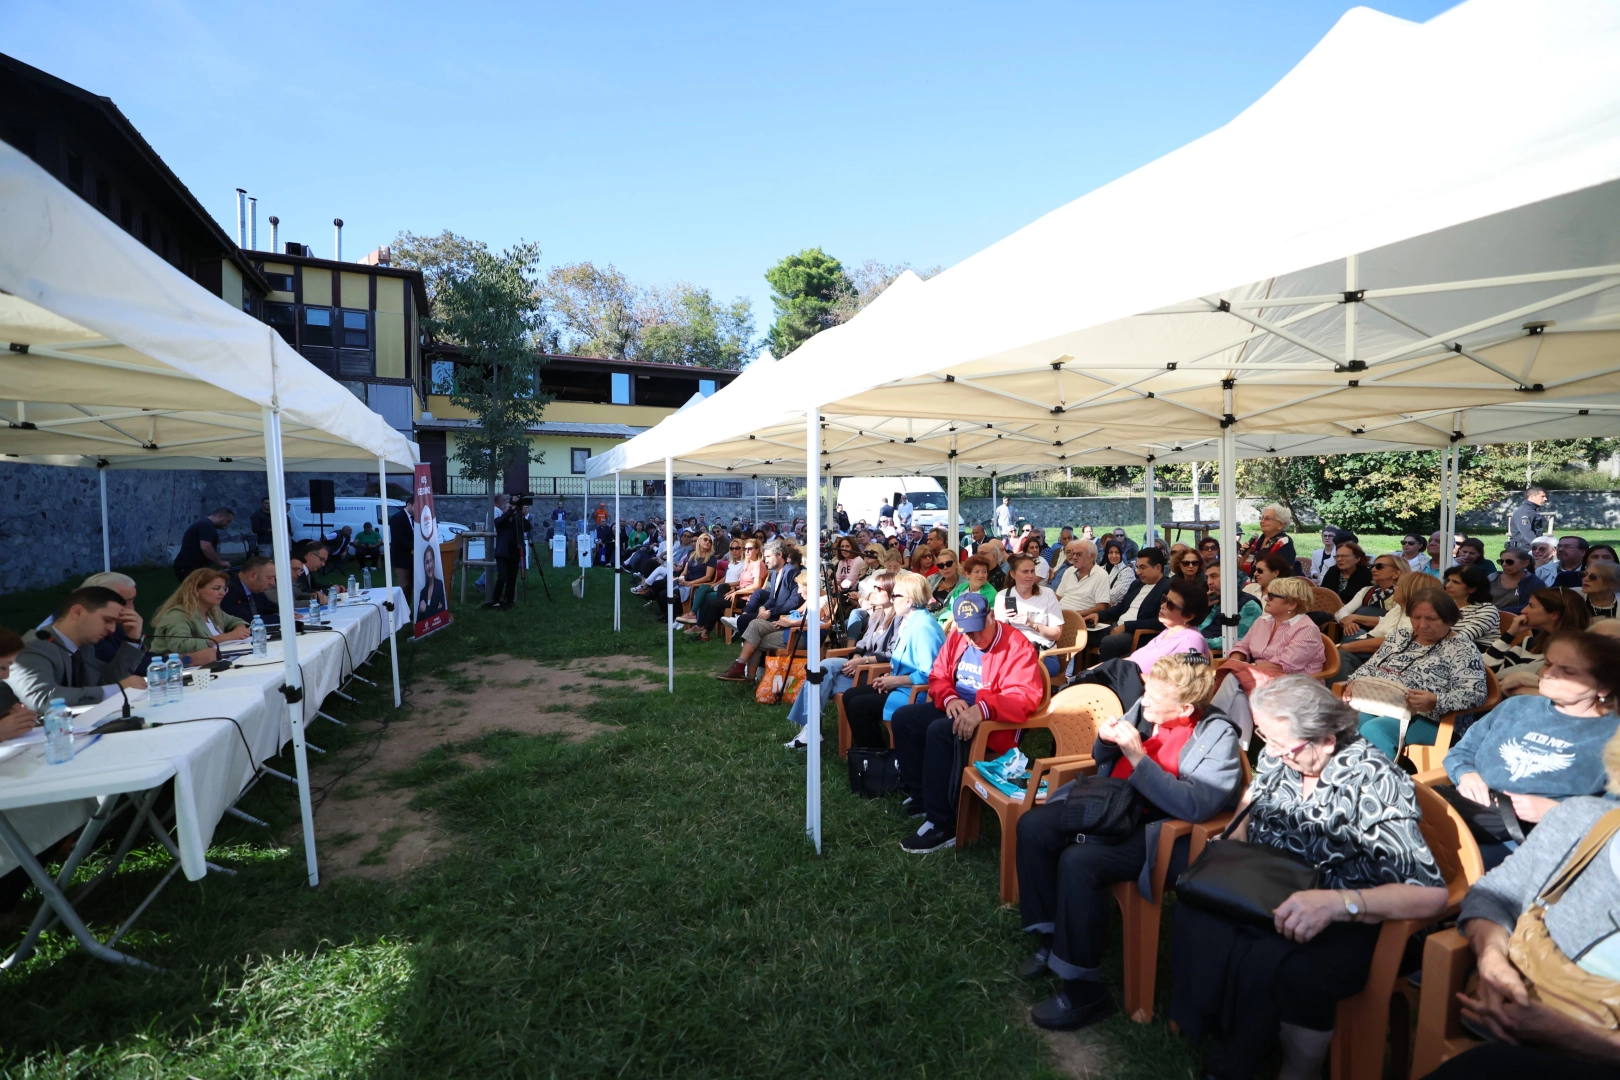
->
<box><xmin>235</xmin><ymin>188</ymin><xmax>247</xmax><ymax>247</ymax></box>
<box><xmin>333</xmin><ymin>218</ymin><xmax>344</xmax><ymax>261</ymax></box>
<box><xmin>248</xmin><ymin>196</ymin><xmax>258</xmax><ymax>250</ymax></box>
<box><xmin>269</xmin><ymin>215</ymin><xmax>280</xmax><ymax>253</ymax></box>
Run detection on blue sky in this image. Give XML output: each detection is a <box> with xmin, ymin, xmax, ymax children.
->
<box><xmin>10</xmin><ymin>1</ymin><xmax>1456</xmax><ymax>344</ymax></box>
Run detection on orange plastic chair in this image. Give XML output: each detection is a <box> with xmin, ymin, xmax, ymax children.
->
<box><xmin>1041</xmin><ymin>612</ymin><xmax>1091</xmax><ymax>692</ymax></box>
<box><xmin>1312</xmin><ymin>635</ymin><xmax>1341</xmax><ymax>683</ymax></box>
<box><xmin>1328</xmin><ymin>780</ymin><xmax>1483</xmax><ymax>1080</ymax></box>
<box><xmin>832</xmin><ymin>650</ymin><xmax>891</xmax><ymax>758</ymax></box>
<box><xmin>955</xmin><ymin>682</ymin><xmax>1113</xmax><ymax>905</ymax></box>
<box><xmin>1410</xmin><ymin>927</ymin><xmax>1484</xmax><ymax>1077</ymax></box>
<box><xmin>1312</xmin><ymin>586</ymin><xmax>1344</xmax><ymax>615</ymax></box>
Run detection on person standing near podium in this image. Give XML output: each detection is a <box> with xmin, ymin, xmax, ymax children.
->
<box><xmin>485</xmin><ymin>494</ymin><xmax>528</xmax><ymax>610</ymax></box>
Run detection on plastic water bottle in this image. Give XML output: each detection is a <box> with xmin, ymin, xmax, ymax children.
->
<box><xmin>250</xmin><ymin>615</ymin><xmax>268</xmax><ymax>657</ymax></box>
<box><xmin>362</xmin><ymin>566</ymin><xmax>373</xmax><ymax>592</ymax></box>
<box><xmin>347</xmin><ymin>573</ymin><xmax>358</xmax><ymax>605</ymax></box>
<box><xmin>161</xmin><ymin>653</ymin><xmax>181</xmax><ymax>704</ymax></box>
<box><xmin>44</xmin><ymin>698</ymin><xmax>73</xmax><ymax>765</ymax></box>
<box><xmin>146</xmin><ymin>658</ymin><xmax>168</xmax><ymax>709</ymax></box>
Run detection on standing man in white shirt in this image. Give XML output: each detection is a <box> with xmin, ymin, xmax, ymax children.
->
<box><xmin>895</xmin><ymin>493</ymin><xmax>914</xmax><ymax>530</ymax></box>
<box><xmin>994</xmin><ymin>496</ymin><xmax>1015</xmax><ymax>540</ymax></box>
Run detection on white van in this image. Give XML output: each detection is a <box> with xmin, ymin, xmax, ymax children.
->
<box><xmin>285</xmin><ymin>497</ymin><xmax>468</xmax><ymax>546</ymax></box>
<box><xmin>836</xmin><ymin>477</ymin><xmax>956</xmax><ymax>531</ymax></box>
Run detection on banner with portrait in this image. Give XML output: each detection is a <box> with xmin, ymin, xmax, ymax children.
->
<box><xmin>411</xmin><ymin>463</ymin><xmax>452</xmax><ymax>639</ymax></box>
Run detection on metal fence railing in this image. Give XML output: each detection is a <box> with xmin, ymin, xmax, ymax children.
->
<box><xmin>442</xmin><ymin>475</ymin><xmax>647</xmax><ymax>497</ymax></box>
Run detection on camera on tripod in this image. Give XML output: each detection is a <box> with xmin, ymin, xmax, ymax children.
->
<box><xmin>506</xmin><ymin>493</ymin><xmax>534</xmax><ymax>509</ymax></box>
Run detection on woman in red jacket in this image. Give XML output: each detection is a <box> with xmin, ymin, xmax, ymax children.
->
<box><xmin>892</xmin><ymin>591</ymin><xmax>1047</xmax><ymax>853</ymax></box>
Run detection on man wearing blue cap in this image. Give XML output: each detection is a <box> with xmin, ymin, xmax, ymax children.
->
<box><xmin>891</xmin><ymin>591</ymin><xmax>1047</xmax><ymax>853</ymax></box>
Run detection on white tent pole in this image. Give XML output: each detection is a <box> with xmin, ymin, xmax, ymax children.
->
<box><xmin>665</xmin><ymin>457</ymin><xmax>674</xmax><ymax>694</ymax></box>
<box><xmin>991</xmin><ymin>473</ymin><xmax>997</xmax><ymax>521</ymax></box>
<box><xmin>824</xmin><ymin>468</ymin><xmax>834</xmax><ymax>532</ymax></box>
<box><xmin>613</xmin><ymin>470</ymin><xmax>621</xmax><ymax>633</ymax></box>
<box><xmin>1191</xmin><ymin>461</ymin><xmax>1200</xmax><ymax>521</ymax></box>
<box><xmin>1219</xmin><ymin>404</ymin><xmax>1239</xmax><ymax>655</ymax></box>
<box><xmin>98</xmin><ymin>465</ymin><xmax>110</xmax><ymax>572</ymax></box>
<box><xmin>581</xmin><ymin>484</ymin><xmax>589</xmax><ymax>593</ymax></box>
<box><xmin>752</xmin><ymin>478</ymin><xmax>758</xmax><ymax>528</ymax></box>
<box><xmin>1144</xmin><ymin>459</ymin><xmax>1156</xmax><ymax>546</ymax></box>
<box><xmin>262</xmin><ymin>407</ymin><xmax>319</xmax><ymax>887</ymax></box>
<box><xmin>378</xmin><ymin>457</ymin><xmax>400</xmax><ymax>708</ymax></box>
<box><xmin>805</xmin><ymin>408</ymin><xmax>823</xmax><ymax>853</ymax></box>
<box><xmin>948</xmin><ymin>434</ymin><xmax>960</xmax><ymax>551</ymax></box>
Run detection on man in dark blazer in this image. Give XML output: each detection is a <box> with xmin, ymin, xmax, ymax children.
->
<box><xmin>8</xmin><ymin>587</ymin><xmax>148</xmax><ymax>713</ymax></box>
<box><xmin>730</xmin><ymin>539</ymin><xmax>801</xmax><ymax>635</ymax></box>
<box><xmin>1095</xmin><ymin>548</ymin><xmax>1170</xmax><ymax>661</ymax></box>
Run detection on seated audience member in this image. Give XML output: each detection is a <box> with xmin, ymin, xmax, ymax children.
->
<box><xmin>1589</xmin><ymin>543</ymin><xmax>1619</xmax><ymax>565</ymax></box>
<box><xmin>653</xmin><ymin>532</ymin><xmax>717</xmax><ymax>611</ymax></box>
<box><xmin>1126</xmin><ymin>579</ymin><xmax>1210</xmax><ymax>674</ymax></box>
<box><xmin>1489</xmin><ymin>547</ymin><xmax>1538</xmax><ymax>614</ymax></box>
<box><xmin>1529</xmin><ymin>536</ymin><xmax>1560</xmax><ymax>584</ymax></box>
<box><xmin>1169</xmin><ymin>677</ymin><xmax>1447</xmax><ymax>1080</ymax></box>
<box><xmin>632</xmin><ymin>528</ymin><xmax>694</xmax><ymax>595</ymax></box>
<box><xmin>1347</xmin><ymin>590</ymin><xmax>1488</xmax><ymax>760</ymax></box>
<box><xmin>977</xmin><ymin>539</ymin><xmax>1010</xmax><ymax>591</ymax></box>
<box><xmin>1200</xmin><ymin>562</ymin><xmax>1260</xmax><ymax>646</ymax></box>
<box><xmin>354</xmin><ymin>522</ymin><xmax>383</xmax><ymax>566</ymax></box>
<box><xmin>962</xmin><ymin>523</ymin><xmax>988</xmax><ymax>559</ymax></box>
<box><xmin>1053</xmin><ymin>540</ymin><xmax>1112</xmax><ymax>623</ymax></box>
<box><xmin>324</xmin><ymin>524</ymin><xmax>355</xmax><ymax>564</ymax></box>
<box><xmin>1044</xmin><ymin>526</ymin><xmax>1075</xmax><ymax>569</ymax></box>
<box><xmin>223</xmin><ymin>555</ymin><xmax>281</xmax><ymax>626</ymax></box>
<box><xmin>1101</xmin><ymin>538</ymin><xmax>1137</xmax><ymax>604</ymax></box>
<box><xmin>1426</xmin><ymin>729</ymin><xmax>1620</xmax><ymax>1080</ymax></box>
<box><xmin>715</xmin><ymin>541</ymin><xmax>800</xmax><ymax>678</ymax></box>
<box><xmin>1217</xmin><ymin>576</ymin><xmax>1325</xmax><ymax>691</ymax></box>
<box><xmin>909</xmin><ymin>547</ymin><xmax>938</xmax><ymax>577</ymax></box>
<box><xmin>1305</xmin><ymin>525</ymin><xmax>1344</xmax><ymax>582</ymax></box>
<box><xmin>1016</xmin><ymin>653</ymin><xmax>1240</xmax><ymax>1030</ymax></box>
<box><xmin>1580</xmin><ymin>560</ymin><xmax>1620</xmax><ymax>620</ymax></box>
<box><xmin>1334</xmin><ymin>553</ymin><xmax>1404</xmax><ymax>636</ymax></box>
<box><xmin>1094</xmin><ymin>548</ymin><xmax>1170</xmax><ymax>662</ymax></box>
<box><xmin>785</xmin><ymin>571</ymin><xmax>897</xmax><ymax>747</ymax></box>
<box><xmin>1240</xmin><ymin>551</ymin><xmax>1296</xmax><ymax>604</ymax></box>
<box><xmin>1319</xmin><ymin>541</ymin><xmax>1372</xmax><ymax>603</ymax></box>
<box><xmin>1482</xmin><ymin>586</ymin><xmax>1591</xmax><ymax>691</ymax></box>
<box><xmin>939</xmin><ymin>555</ymin><xmax>997</xmax><ymax>628</ymax></box>
<box><xmin>1173</xmin><ymin>549</ymin><xmax>1206</xmax><ymax>594</ymax></box>
<box><xmin>994</xmin><ymin>554</ymin><xmax>1064</xmax><ymax>669</ymax></box>
<box><xmin>1400</xmin><ymin>532</ymin><xmax>1428</xmax><ymax>571</ymax></box>
<box><xmin>1453</xmin><ymin>535</ymin><xmax>1497</xmax><ymax>574</ymax></box>
<box><xmin>1551</xmin><ymin>534</ymin><xmax>1589</xmax><ymax>588</ymax></box>
<box><xmin>1442</xmin><ymin>563</ymin><xmax>1501</xmax><ymax>644</ymax></box>
<box><xmin>172</xmin><ymin>507</ymin><xmax>234</xmax><ymax>580</ymax></box>
<box><xmin>1443</xmin><ymin>630</ymin><xmax>1620</xmax><ymax>869</ymax></box>
<box><xmin>1197</xmin><ymin>535</ymin><xmax>1220</xmax><ymax>567</ymax></box>
<box><xmin>891</xmin><ymin>592</ymin><xmax>1045</xmax><ymax>854</ymax></box>
<box><xmin>925</xmin><ymin>550</ymin><xmax>962</xmax><ymax>616</ymax></box>
<box><xmin>837</xmin><ymin>572</ymin><xmax>947</xmax><ymax>751</ymax></box>
<box><xmin>717</xmin><ymin>569</ymin><xmax>822</xmax><ymax>684</ymax></box>
<box><xmin>1016</xmin><ymin>535</ymin><xmax>1051</xmax><ymax>584</ymax></box>
<box><xmin>0</xmin><ymin>628</ymin><xmax>41</xmax><ymax>740</ymax></box>
<box><xmin>7</xmin><ymin>587</ymin><xmax>148</xmax><ymax>712</ymax></box>
<box><xmin>150</xmin><ymin>569</ymin><xmax>252</xmax><ymax>659</ymax></box>
<box><xmin>1109</xmin><ymin>527</ymin><xmax>1140</xmax><ymax>563</ymax></box>
<box><xmin>831</xmin><ymin>537</ymin><xmax>864</xmax><ymax>599</ymax></box>
<box><xmin>1236</xmin><ymin>503</ymin><xmax>1297</xmax><ymax>577</ymax></box>
<box><xmin>684</xmin><ymin>537</ymin><xmax>740</xmax><ymax>634</ymax></box>
<box><xmin>1336</xmin><ymin>568</ymin><xmax>1429</xmax><ymax>678</ymax></box>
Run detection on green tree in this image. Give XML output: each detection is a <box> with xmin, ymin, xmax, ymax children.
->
<box><xmin>827</xmin><ymin>258</ymin><xmax>943</xmax><ymax>324</ymax></box>
<box><xmin>763</xmin><ymin>247</ymin><xmax>853</xmax><ymax>358</ymax></box>
<box><xmin>543</xmin><ymin>262</ymin><xmax>641</xmax><ymax>359</ymax></box>
<box><xmin>425</xmin><ymin>242</ymin><xmax>552</xmax><ymax>493</ymax></box>
<box><xmin>392</xmin><ymin>230</ymin><xmax>489</xmax><ymax>302</ymax></box>
<box><xmin>639</xmin><ymin>284</ymin><xmax>755</xmax><ymax>369</ymax></box>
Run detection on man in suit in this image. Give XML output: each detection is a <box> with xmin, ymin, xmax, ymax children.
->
<box><xmin>715</xmin><ymin>540</ymin><xmax>804</xmax><ymax>682</ymax></box>
<box><xmin>7</xmin><ymin>587</ymin><xmax>148</xmax><ymax>713</ymax></box>
<box><xmin>222</xmin><ymin>555</ymin><xmax>280</xmax><ymax>626</ymax></box>
<box><xmin>1094</xmin><ymin>548</ymin><xmax>1170</xmax><ymax>661</ymax></box>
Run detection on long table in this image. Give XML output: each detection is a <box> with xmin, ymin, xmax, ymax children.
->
<box><xmin>0</xmin><ymin>587</ymin><xmax>408</xmax><ymax>965</ymax></box>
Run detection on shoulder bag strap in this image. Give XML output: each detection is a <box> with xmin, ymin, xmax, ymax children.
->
<box><xmin>1538</xmin><ymin>808</ymin><xmax>1620</xmax><ymax>906</ymax></box>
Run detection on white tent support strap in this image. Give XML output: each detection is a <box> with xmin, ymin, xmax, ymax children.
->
<box><xmin>98</xmin><ymin>465</ymin><xmax>110</xmax><ymax>573</ymax></box>
<box><xmin>378</xmin><ymin>458</ymin><xmax>401</xmax><ymax>709</ymax></box>
<box><xmin>262</xmin><ymin>407</ymin><xmax>318</xmax><ymax>887</ymax></box>
<box><xmin>665</xmin><ymin>457</ymin><xmax>674</xmax><ymax>694</ymax></box>
<box><xmin>613</xmin><ymin>471</ymin><xmax>621</xmax><ymax>634</ymax></box>
<box><xmin>804</xmin><ymin>409</ymin><xmax>822</xmax><ymax>854</ymax></box>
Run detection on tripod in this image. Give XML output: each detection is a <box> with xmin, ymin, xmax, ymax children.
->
<box><xmin>523</xmin><ymin>540</ymin><xmax>554</xmax><ymax>602</ymax></box>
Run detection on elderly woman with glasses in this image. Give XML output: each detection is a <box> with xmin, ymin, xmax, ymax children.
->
<box><xmin>1217</xmin><ymin>576</ymin><xmax>1325</xmax><ymax>691</ymax></box>
<box><xmin>1174</xmin><ymin>549</ymin><xmax>1207</xmax><ymax>593</ymax></box>
<box><xmin>1169</xmin><ymin>676</ymin><xmax>1447</xmax><ymax>1080</ymax></box>
<box><xmin>1580</xmin><ymin>560</ymin><xmax>1620</xmax><ymax>619</ymax></box>
<box><xmin>1236</xmin><ymin>503</ymin><xmax>1297</xmax><ymax>578</ymax></box>
<box><xmin>1017</xmin><ymin>653</ymin><xmax>1241</xmax><ymax>1031</ymax></box>
<box><xmin>784</xmin><ymin>571</ymin><xmax>905</xmax><ymax>749</ymax></box>
<box><xmin>927</xmin><ymin>551</ymin><xmax>962</xmax><ymax>614</ymax></box>
<box><xmin>1348</xmin><ymin>589</ymin><xmax>1488</xmax><ymax>761</ymax></box>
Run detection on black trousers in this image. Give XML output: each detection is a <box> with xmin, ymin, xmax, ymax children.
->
<box><xmin>843</xmin><ymin>683</ymin><xmax>889</xmax><ymax>748</ymax></box>
<box><xmin>1169</xmin><ymin>902</ymin><xmax>1380</xmax><ymax>1080</ymax></box>
<box><xmin>892</xmin><ymin>701</ymin><xmax>972</xmax><ymax>829</ymax></box>
<box><xmin>492</xmin><ymin>552</ymin><xmax>520</xmax><ymax>606</ymax></box>
<box><xmin>696</xmin><ymin>591</ymin><xmax>730</xmax><ymax>631</ymax></box>
<box><xmin>1096</xmin><ymin>628</ymin><xmax>1138</xmax><ymax>661</ymax></box>
<box><xmin>1427</xmin><ymin>1044</ymin><xmax>1620</xmax><ymax>1080</ymax></box>
<box><xmin>1016</xmin><ymin>810</ymin><xmax>1189</xmax><ymax>980</ymax></box>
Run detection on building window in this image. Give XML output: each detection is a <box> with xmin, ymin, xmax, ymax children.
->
<box><xmin>264</xmin><ymin>271</ymin><xmax>294</xmax><ymax>291</ymax></box>
<box><xmin>431</xmin><ymin>360</ymin><xmax>457</xmax><ymax>394</ymax></box>
<box><xmin>119</xmin><ymin>196</ymin><xmax>133</xmax><ymax>230</ymax></box>
<box><xmin>302</xmin><ymin>307</ymin><xmax>334</xmax><ymax>347</ymax></box>
<box><xmin>571</xmin><ymin>448</ymin><xmax>591</xmax><ymax>474</ymax></box>
<box><xmin>699</xmin><ymin>378</ymin><xmax>716</xmax><ymax>397</ymax></box>
<box><xmin>140</xmin><ymin>212</ymin><xmax>153</xmax><ymax>248</ymax></box>
<box><xmin>95</xmin><ymin>177</ymin><xmax>111</xmax><ymax>213</ymax></box>
<box><xmin>611</xmin><ymin>371</ymin><xmax>631</xmax><ymax>404</ymax></box>
<box><xmin>159</xmin><ymin>232</ymin><xmax>170</xmax><ymax>260</ymax></box>
<box><xmin>66</xmin><ymin>153</ymin><xmax>83</xmax><ymax>193</ymax></box>
<box><xmin>267</xmin><ymin>303</ymin><xmax>296</xmax><ymax>345</ymax></box>
<box><xmin>341</xmin><ymin>309</ymin><xmax>369</xmax><ymax>348</ymax></box>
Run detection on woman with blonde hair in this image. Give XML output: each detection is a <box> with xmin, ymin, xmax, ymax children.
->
<box><xmin>150</xmin><ymin>568</ymin><xmax>251</xmax><ymax>658</ymax></box>
<box><xmin>1217</xmin><ymin>575</ymin><xmax>1325</xmax><ymax>691</ymax></box>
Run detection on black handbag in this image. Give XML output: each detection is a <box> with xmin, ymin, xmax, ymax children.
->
<box><xmin>1174</xmin><ymin>803</ymin><xmax>1321</xmax><ymax>926</ymax></box>
<box><xmin>1053</xmin><ymin>775</ymin><xmax>1142</xmax><ymax>844</ymax></box>
<box><xmin>847</xmin><ymin>746</ymin><xmax>902</xmax><ymax>798</ymax></box>
<box><xmin>1436</xmin><ymin>784</ymin><xmax>1527</xmax><ymax>844</ymax></box>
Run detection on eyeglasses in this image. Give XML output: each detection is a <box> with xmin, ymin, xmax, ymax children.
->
<box><xmin>1180</xmin><ymin>559</ymin><xmax>1200</xmax><ymax>566</ymax></box>
<box><xmin>1262</xmin><ymin>735</ymin><xmax>1313</xmax><ymax>759</ymax></box>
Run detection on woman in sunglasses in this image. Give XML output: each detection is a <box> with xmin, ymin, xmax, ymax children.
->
<box><xmin>1580</xmin><ymin>560</ymin><xmax>1619</xmax><ymax>620</ymax></box>
<box><xmin>1175</xmin><ymin>550</ymin><xmax>1206</xmax><ymax>593</ymax></box>
<box><xmin>927</xmin><ymin>552</ymin><xmax>961</xmax><ymax>612</ymax></box>
<box><xmin>1489</xmin><ymin>547</ymin><xmax>1537</xmax><ymax>613</ymax></box>
<box><xmin>1400</xmin><ymin>533</ymin><xmax>1428</xmax><ymax>572</ymax></box>
<box><xmin>1218</xmin><ymin>576</ymin><xmax>1325</xmax><ymax>692</ymax></box>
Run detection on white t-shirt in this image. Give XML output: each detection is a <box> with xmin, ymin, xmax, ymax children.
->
<box><xmin>1055</xmin><ymin>564</ymin><xmax>1112</xmax><ymax>613</ymax></box>
<box><xmin>993</xmin><ymin>586</ymin><xmax>1063</xmax><ymax>648</ymax></box>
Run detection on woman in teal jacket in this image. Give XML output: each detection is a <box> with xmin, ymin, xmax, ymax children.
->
<box><xmin>842</xmin><ymin>571</ymin><xmax>946</xmax><ymax>745</ymax></box>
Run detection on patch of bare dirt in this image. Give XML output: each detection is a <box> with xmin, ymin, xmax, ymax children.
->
<box><xmin>307</xmin><ymin>653</ymin><xmax>661</xmax><ymax>880</ymax></box>
<box><xmin>1035</xmin><ymin>1026</ymin><xmax>1111</xmax><ymax>1079</ymax></box>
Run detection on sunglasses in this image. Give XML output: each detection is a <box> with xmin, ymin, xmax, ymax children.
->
<box><xmin>1163</xmin><ymin>599</ymin><xmax>1183</xmax><ymax>612</ymax></box>
<box><xmin>1402</xmin><ymin>539</ymin><xmax>1422</xmax><ymax>546</ymax></box>
<box><xmin>1180</xmin><ymin>559</ymin><xmax>1200</xmax><ymax>566</ymax></box>
<box><xmin>1264</xmin><ymin>591</ymin><xmax>1290</xmax><ymax>600</ymax></box>
<box><xmin>937</xmin><ymin>560</ymin><xmax>956</xmax><ymax>568</ymax></box>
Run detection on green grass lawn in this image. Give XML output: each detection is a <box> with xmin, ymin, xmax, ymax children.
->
<box><xmin>0</xmin><ymin>564</ymin><xmax>1215</xmax><ymax>1079</ymax></box>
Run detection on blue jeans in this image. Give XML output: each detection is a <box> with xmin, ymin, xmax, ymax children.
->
<box><xmin>1358</xmin><ymin>712</ymin><xmax>1439</xmax><ymax>760</ymax></box>
<box><xmin>845</xmin><ymin>609</ymin><xmax>868</xmax><ymax>644</ymax></box>
<box><xmin>786</xmin><ymin>658</ymin><xmax>852</xmax><ymax>729</ymax></box>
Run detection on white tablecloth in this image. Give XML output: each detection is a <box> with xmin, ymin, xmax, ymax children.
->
<box><xmin>0</xmin><ymin>587</ymin><xmax>408</xmax><ymax>881</ymax></box>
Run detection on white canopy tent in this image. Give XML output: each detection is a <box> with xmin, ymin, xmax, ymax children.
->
<box><xmin>0</xmin><ymin>142</ymin><xmax>420</xmax><ymax>886</ymax></box>
<box><xmin>587</xmin><ymin>0</ymin><xmax>1620</xmax><ymax>853</ymax></box>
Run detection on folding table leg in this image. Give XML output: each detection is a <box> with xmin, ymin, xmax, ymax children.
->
<box><xmin>142</xmin><ymin>810</ymin><xmax>237</xmax><ymax>879</ymax></box>
<box><xmin>0</xmin><ymin>811</ymin><xmax>159</xmax><ymax>971</ymax></box>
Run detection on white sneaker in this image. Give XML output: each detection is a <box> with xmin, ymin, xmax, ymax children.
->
<box><xmin>721</xmin><ymin>615</ymin><xmax>740</xmax><ymax>631</ymax></box>
<box><xmin>783</xmin><ymin>728</ymin><xmax>809</xmax><ymax>750</ymax></box>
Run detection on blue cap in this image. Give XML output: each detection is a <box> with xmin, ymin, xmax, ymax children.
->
<box><xmin>953</xmin><ymin>591</ymin><xmax>989</xmax><ymax>632</ymax></box>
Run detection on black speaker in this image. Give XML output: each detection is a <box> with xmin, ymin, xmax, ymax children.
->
<box><xmin>309</xmin><ymin>479</ymin><xmax>336</xmax><ymax>515</ymax></box>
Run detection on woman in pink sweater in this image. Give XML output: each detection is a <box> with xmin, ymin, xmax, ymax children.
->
<box><xmin>1130</xmin><ymin>579</ymin><xmax>1212</xmax><ymax>672</ymax></box>
<box><xmin>1216</xmin><ymin>575</ymin><xmax>1324</xmax><ymax>691</ymax></box>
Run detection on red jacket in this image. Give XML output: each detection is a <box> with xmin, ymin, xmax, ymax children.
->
<box><xmin>927</xmin><ymin>623</ymin><xmax>1046</xmax><ymax>754</ymax></box>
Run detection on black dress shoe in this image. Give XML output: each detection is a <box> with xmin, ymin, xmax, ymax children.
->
<box><xmin>1029</xmin><ymin>982</ymin><xmax>1116</xmax><ymax>1031</ymax></box>
<box><xmin>1017</xmin><ymin>947</ymin><xmax>1052</xmax><ymax>981</ymax></box>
